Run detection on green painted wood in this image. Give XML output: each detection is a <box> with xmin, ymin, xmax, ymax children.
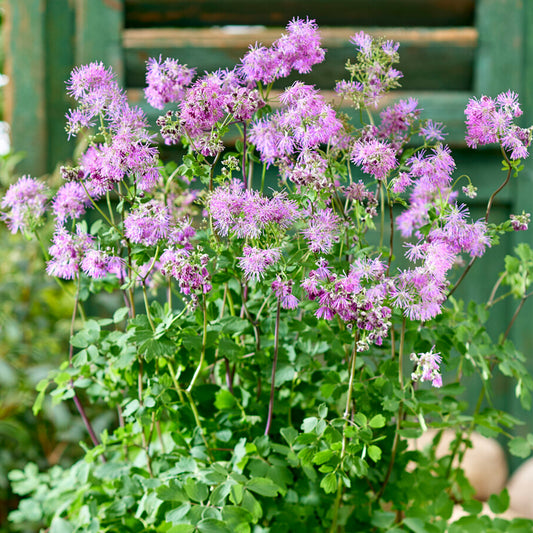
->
<box><xmin>5</xmin><ymin>0</ymin><xmax>47</xmax><ymax>176</ymax></box>
<box><xmin>45</xmin><ymin>0</ymin><xmax>76</xmax><ymax>171</ymax></box>
<box><xmin>124</xmin><ymin>0</ymin><xmax>475</xmax><ymax>28</ymax></box>
<box><xmin>75</xmin><ymin>0</ymin><xmax>125</xmax><ymax>84</ymax></box>
<box><xmin>503</xmin><ymin>0</ymin><xmax>533</xmax><ymax>462</ymax></box>
<box><xmin>474</xmin><ymin>0</ymin><xmax>524</xmax><ymax>96</ymax></box>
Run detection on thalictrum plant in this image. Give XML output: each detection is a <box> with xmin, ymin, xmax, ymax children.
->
<box><xmin>3</xmin><ymin>17</ymin><xmax>533</xmax><ymax>533</ymax></box>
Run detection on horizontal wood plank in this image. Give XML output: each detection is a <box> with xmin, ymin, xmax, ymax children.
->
<box><xmin>123</xmin><ymin>27</ymin><xmax>477</xmax><ymax>91</ymax></box>
<box><xmin>124</xmin><ymin>0</ymin><xmax>476</xmax><ymax>28</ymax></box>
<box><xmin>123</xmin><ymin>26</ymin><xmax>478</xmax><ymax>49</ymax></box>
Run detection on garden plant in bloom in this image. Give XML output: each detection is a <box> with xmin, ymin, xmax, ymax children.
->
<box><xmin>4</xmin><ymin>18</ymin><xmax>533</xmax><ymax>532</ymax></box>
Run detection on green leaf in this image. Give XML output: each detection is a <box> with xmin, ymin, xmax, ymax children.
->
<box><xmin>318</xmin><ymin>403</ymin><xmax>328</xmax><ymax>419</ymax></box>
<box><xmin>184</xmin><ymin>477</ymin><xmax>209</xmax><ymax>502</ymax></box>
<box><xmin>371</xmin><ymin>511</ymin><xmax>396</xmax><ymax>528</ymax></box>
<box><xmin>369</xmin><ymin>414</ymin><xmax>386</xmax><ymax>428</ymax></box>
<box><xmin>320</xmin><ymin>472</ymin><xmax>338</xmax><ymax>494</ymax></box>
<box><xmin>113</xmin><ymin>306</ymin><xmax>129</xmax><ymax>323</ymax></box>
<box><xmin>313</xmin><ymin>449</ymin><xmax>335</xmax><ymax>465</ymax></box>
<box><xmin>230</xmin><ymin>483</ymin><xmax>244</xmax><ymax>505</ymax></box>
<box><xmin>215</xmin><ymin>389</ymin><xmax>236</xmax><ymax>411</ymax></box>
<box><xmin>301</xmin><ymin>417</ymin><xmax>318</xmax><ymax>433</ymax></box>
<box><xmin>166</xmin><ymin>502</ymin><xmax>191</xmax><ymax>523</ymax></box>
<box><xmin>168</xmin><ymin>525</ymin><xmax>195</xmax><ymax>533</ymax></box>
<box><xmin>488</xmin><ymin>488</ymin><xmax>510</xmax><ymax>514</ymax></box>
<box><xmin>509</xmin><ymin>437</ymin><xmax>531</xmax><ymax>458</ymax></box>
<box><xmin>246</xmin><ymin>477</ymin><xmax>280</xmax><ymax>498</ymax></box>
<box><xmin>196</xmin><ymin>519</ymin><xmax>232</xmax><ymax>533</ymax></box>
<box><xmin>367</xmin><ymin>445</ymin><xmax>382</xmax><ymax>462</ymax></box>
<box><xmin>280</xmin><ymin>427</ymin><xmax>298</xmax><ymax>446</ymax></box>
<box><xmin>50</xmin><ymin>517</ymin><xmax>73</xmax><ymax>533</ymax></box>
<box><xmin>403</xmin><ymin>517</ymin><xmax>429</xmax><ymax>533</ymax></box>
<box><xmin>221</xmin><ymin>506</ymin><xmax>253</xmax><ymax>533</ymax></box>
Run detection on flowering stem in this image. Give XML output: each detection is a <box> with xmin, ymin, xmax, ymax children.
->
<box><xmin>387</xmin><ymin>188</ymin><xmax>394</xmax><ymax>274</ymax></box>
<box><xmin>67</xmin><ymin>275</ymin><xmax>104</xmax><ymax>457</ymax></box>
<box><xmin>142</xmin><ymin>282</ymin><xmax>155</xmax><ymax>331</ymax></box>
<box><xmin>486</xmin><ymin>272</ymin><xmax>507</xmax><ymax>308</ymax></box>
<box><xmin>264</xmin><ymin>299</ymin><xmax>281</xmax><ymax>437</ymax></box>
<box><xmin>485</xmin><ymin>145</ymin><xmax>513</xmax><ymax>223</ymax></box>
<box><xmin>449</xmin><ymin>149</ymin><xmax>512</xmax><ymax>298</ymax></box>
<box><xmin>377</xmin><ymin>317</ymin><xmax>406</xmax><ymax>500</ymax></box>
<box><xmin>503</xmin><ymin>289</ymin><xmax>532</xmax><ymax>341</ymax></box>
<box><xmin>185</xmin><ymin>389</ymin><xmax>214</xmax><ymax>461</ymax></box>
<box><xmin>186</xmin><ymin>295</ymin><xmax>208</xmax><ymax>393</ymax></box>
<box><xmin>330</xmin><ymin>336</ymin><xmax>358</xmax><ymax>533</ymax></box>
<box><xmin>106</xmin><ymin>191</ymin><xmax>116</xmax><ymax>226</ymax></box>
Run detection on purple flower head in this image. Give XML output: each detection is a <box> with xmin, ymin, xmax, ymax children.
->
<box><xmin>238</xmin><ymin>245</ymin><xmax>281</xmax><ymax>282</ymax></box>
<box><xmin>239</xmin><ymin>44</ymin><xmax>280</xmax><ymax>84</ymax></box>
<box><xmin>250</xmin><ymin>83</ymin><xmax>341</xmax><ymax>189</ymax></box>
<box><xmin>301</xmin><ymin>257</ymin><xmax>391</xmax><ymax>350</ymax></box>
<box><xmin>465</xmin><ymin>92</ymin><xmax>531</xmax><ymax>159</ymax></box>
<box><xmin>80</xmin><ymin>132</ymin><xmax>160</xmax><ymax>195</ymax></box>
<box><xmin>378</xmin><ymin>98</ymin><xmax>421</xmax><ymax>150</ymax></box>
<box><xmin>420</xmin><ymin>119</ymin><xmax>447</xmax><ymax>143</ymax></box>
<box><xmin>510</xmin><ymin>212</ymin><xmax>530</xmax><ymax>231</ymax></box>
<box><xmin>46</xmin><ymin>225</ymin><xmax>93</xmax><ymax>279</ymax></box>
<box><xmin>275</xmin><ymin>17</ymin><xmax>325</xmax><ymax>76</ymax></box>
<box><xmin>209</xmin><ymin>181</ymin><xmax>299</xmax><ymax>239</ymax></box>
<box><xmin>410</xmin><ymin>346</ymin><xmax>442</xmax><ymax>387</ymax></box>
<box><xmin>66</xmin><ymin>62</ymin><xmax>126</xmax><ymax>137</ymax></box>
<box><xmin>124</xmin><ymin>200</ymin><xmax>170</xmax><ymax>246</ymax></box>
<box><xmin>351</xmin><ymin>138</ymin><xmax>398</xmax><ymax>180</ymax></box>
<box><xmin>239</xmin><ymin>18</ymin><xmax>325</xmax><ymax>84</ymax></box>
<box><xmin>272</xmin><ymin>276</ymin><xmax>299</xmax><ymax>309</ymax></box>
<box><xmin>145</xmin><ymin>56</ymin><xmax>196</xmax><ymax>110</ymax></box>
<box><xmin>350</xmin><ymin>31</ymin><xmax>373</xmax><ymax>57</ymax></box>
<box><xmin>302</xmin><ymin>208</ymin><xmax>341</xmax><ymax>254</ymax></box>
<box><xmin>341</xmin><ymin>33</ymin><xmax>402</xmax><ymax>108</ymax></box>
<box><xmin>159</xmin><ymin>248</ymin><xmax>212</xmax><ymax>306</ymax></box>
<box><xmin>168</xmin><ymin>217</ymin><xmax>196</xmax><ymax>249</ymax></box>
<box><xmin>52</xmin><ymin>181</ymin><xmax>94</xmax><ymax>223</ymax></box>
<box><xmin>1</xmin><ymin>176</ymin><xmax>48</xmax><ymax>234</ymax></box>
<box><xmin>180</xmin><ymin>74</ymin><xmax>230</xmax><ymax>138</ymax></box>
<box><xmin>81</xmin><ymin>248</ymin><xmax>122</xmax><ymax>279</ymax></box>
<box><xmin>462</xmin><ymin>184</ymin><xmax>478</xmax><ymax>199</ymax></box>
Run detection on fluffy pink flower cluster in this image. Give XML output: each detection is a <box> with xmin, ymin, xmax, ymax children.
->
<box><xmin>465</xmin><ymin>91</ymin><xmax>532</xmax><ymax>159</ymax></box>
<box><xmin>239</xmin><ymin>17</ymin><xmax>325</xmax><ymax>84</ymax></box>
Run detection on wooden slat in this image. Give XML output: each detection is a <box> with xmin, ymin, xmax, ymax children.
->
<box><xmin>45</xmin><ymin>0</ymin><xmax>76</xmax><ymax>170</ymax></box>
<box><xmin>474</xmin><ymin>0</ymin><xmax>524</xmax><ymax>97</ymax></box>
<box><xmin>124</xmin><ymin>0</ymin><xmax>476</xmax><ymax>28</ymax></box>
<box><xmin>123</xmin><ymin>27</ymin><xmax>477</xmax><ymax>92</ymax></box>
<box><xmin>75</xmin><ymin>0</ymin><xmax>125</xmax><ymax>84</ymax></box>
<box><xmin>5</xmin><ymin>0</ymin><xmax>47</xmax><ymax>176</ymax></box>
<box><xmin>127</xmin><ymin>89</ymin><xmax>471</xmax><ymax>146</ymax></box>
<box><xmin>123</xmin><ymin>26</ymin><xmax>478</xmax><ymax>49</ymax></box>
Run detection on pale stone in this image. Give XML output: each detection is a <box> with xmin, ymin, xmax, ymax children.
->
<box><xmin>409</xmin><ymin>429</ymin><xmax>508</xmax><ymax>501</ymax></box>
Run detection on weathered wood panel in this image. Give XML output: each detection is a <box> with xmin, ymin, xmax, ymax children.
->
<box><xmin>75</xmin><ymin>0</ymin><xmax>125</xmax><ymax>84</ymax></box>
<box><xmin>124</xmin><ymin>0</ymin><xmax>476</xmax><ymax>28</ymax></box>
<box><xmin>45</xmin><ymin>0</ymin><xmax>76</xmax><ymax>170</ymax></box>
<box><xmin>5</xmin><ymin>0</ymin><xmax>47</xmax><ymax>176</ymax></box>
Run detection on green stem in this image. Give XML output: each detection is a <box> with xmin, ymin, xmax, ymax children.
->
<box><xmin>186</xmin><ymin>295</ymin><xmax>208</xmax><ymax>393</ymax></box>
<box><xmin>264</xmin><ymin>299</ymin><xmax>281</xmax><ymax>436</ymax></box>
<box><xmin>330</xmin><ymin>336</ymin><xmax>358</xmax><ymax>533</ymax></box>
<box><xmin>185</xmin><ymin>390</ymin><xmax>214</xmax><ymax>461</ymax></box>
<box><xmin>377</xmin><ymin>318</ymin><xmax>406</xmax><ymax>500</ymax></box>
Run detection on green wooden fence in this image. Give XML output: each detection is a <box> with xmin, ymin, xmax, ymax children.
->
<box><xmin>5</xmin><ymin>0</ymin><xmax>533</xmax><ymax>444</ymax></box>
